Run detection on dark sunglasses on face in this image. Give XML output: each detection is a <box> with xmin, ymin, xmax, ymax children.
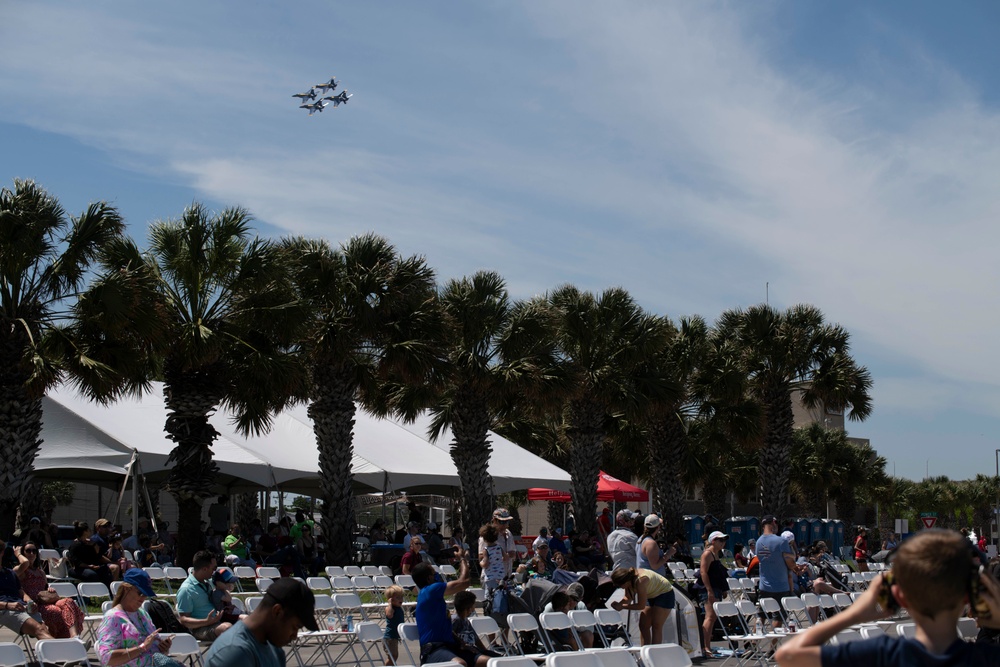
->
<box><xmin>24</xmin><ymin>548</ymin><xmax>38</xmax><ymax>554</ymax></box>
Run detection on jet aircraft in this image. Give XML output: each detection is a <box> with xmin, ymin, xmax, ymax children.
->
<box><xmin>292</xmin><ymin>88</ymin><xmax>317</xmax><ymax>102</ymax></box>
<box><xmin>322</xmin><ymin>91</ymin><xmax>352</xmax><ymax>107</ymax></box>
<box><xmin>314</xmin><ymin>78</ymin><xmax>338</xmax><ymax>94</ymax></box>
<box><xmin>300</xmin><ymin>100</ymin><xmax>328</xmax><ymax>115</ymax></box>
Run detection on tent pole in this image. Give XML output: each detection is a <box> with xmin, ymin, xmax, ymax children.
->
<box><xmin>131</xmin><ymin>457</ymin><xmax>138</xmax><ymax>538</ymax></box>
<box><xmin>112</xmin><ymin>451</ymin><xmax>137</xmax><ymax>528</ymax></box>
<box><xmin>136</xmin><ymin>458</ymin><xmax>158</xmax><ymax>534</ymax></box>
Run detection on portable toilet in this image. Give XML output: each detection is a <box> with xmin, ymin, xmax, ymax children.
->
<box><xmin>831</xmin><ymin>520</ymin><xmax>846</xmax><ymax>555</ymax></box>
<box><xmin>745</xmin><ymin>516</ymin><xmax>761</xmax><ymax>543</ymax></box>
<box><xmin>684</xmin><ymin>515</ymin><xmax>705</xmax><ymax>547</ymax></box>
<box><xmin>821</xmin><ymin>519</ymin><xmax>836</xmax><ymax>547</ymax></box>
<box><xmin>792</xmin><ymin>518</ymin><xmax>810</xmax><ymax>545</ymax></box>
<box><xmin>724</xmin><ymin>516</ymin><xmax>752</xmax><ymax>553</ymax></box>
<box><xmin>808</xmin><ymin>518</ymin><xmax>824</xmax><ymax>545</ymax></box>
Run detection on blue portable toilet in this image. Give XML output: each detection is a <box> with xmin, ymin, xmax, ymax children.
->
<box><xmin>831</xmin><ymin>520</ymin><xmax>845</xmax><ymax>555</ymax></box>
<box><xmin>683</xmin><ymin>515</ymin><xmax>705</xmax><ymax>547</ymax></box>
<box><xmin>724</xmin><ymin>517</ymin><xmax>751</xmax><ymax>553</ymax></box>
<box><xmin>821</xmin><ymin>519</ymin><xmax>836</xmax><ymax>547</ymax></box>
<box><xmin>745</xmin><ymin>516</ymin><xmax>761</xmax><ymax>543</ymax></box>
<box><xmin>793</xmin><ymin>518</ymin><xmax>810</xmax><ymax>545</ymax></box>
<box><xmin>808</xmin><ymin>518</ymin><xmax>824</xmax><ymax>545</ymax></box>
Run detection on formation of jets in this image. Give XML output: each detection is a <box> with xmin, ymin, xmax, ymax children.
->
<box><xmin>293</xmin><ymin>77</ymin><xmax>352</xmax><ymax>116</ymax></box>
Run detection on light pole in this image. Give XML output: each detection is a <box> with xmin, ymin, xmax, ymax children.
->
<box><xmin>995</xmin><ymin>449</ymin><xmax>999</xmax><ymax>548</ymax></box>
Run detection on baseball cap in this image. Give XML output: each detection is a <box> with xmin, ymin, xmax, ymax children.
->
<box><xmin>123</xmin><ymin>569</ymin><xmax>157</xmax><ymax>597</ymax></box>
<box><xmin>781</xmin><ymin>531</ymin><xmax>796</xmax><ymax>542</ymax></box>
<box><xmin>94</xmin><ymin>518</ymin><xmax>110</xmax><ymax>529</ymax></box>
<box><xmin>708</xmin><ymin>531</ymin><xmax>728</xmax><ymax>543</ymax></box>
<box><xmin>29</xmin><ymin>517</ymin><xmax>41</xmax><ymax>525</ymax></box>
<box><xmin>265</xmin><ymin>578</ymin><xmax>319</xmax><ymax>631</ymax></box>
<box><xmin>616</xmin><ymin>509</ymin><xmax>636</xmax><ymax>526</ymax></box>
<box><xmin>566</xmin><ymin>582</ymin><xmax>585</xmax><ymax>600</ymax></box>
<box><xmin>644</xmin><ymin>514</ymin><xmax>661</xmax><ymax>529</ymax></box>
<box><xmin>493</xmin><ymin>508</ymin><xmax>513</xmax><ymax>521</ymax></box>
<box><xmin>426</xmin><ymin>522</ymin><xmax>437</xmax><ymax>531</ymax></box>
<box><xmin>213</xmin><ymin>568</ymin><xmax>237</xmax><ymax>584</ymax></box>
<box><xmin>761</xmin><ymin>515</ymin><xmax>778</xmax><ymax>526</ymax></box>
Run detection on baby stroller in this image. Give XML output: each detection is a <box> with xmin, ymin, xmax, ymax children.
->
<box><xmin>485</xmin><ymin>576</ymin><xmax>533</xmax><ymax>630</ymax></box>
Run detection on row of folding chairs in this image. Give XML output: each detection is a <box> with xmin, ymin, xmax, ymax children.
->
<box><xmin>0</xmin><ymin>635</ymin><xmax>204</xmax><ymax>667</ymax></box>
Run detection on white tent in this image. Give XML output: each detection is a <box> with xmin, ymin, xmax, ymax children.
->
<box><xmin>390</xmin><ymin>413</ymin><xmax>571</xmax><ymax>493</ymax></box>
<box><xmin>34</xmin><ymin>383</ymin><xmax>570</xmax><ymax>494</ymax></box>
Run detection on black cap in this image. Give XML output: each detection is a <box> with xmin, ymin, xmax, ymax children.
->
<box><xmin>761</xmin><ymin>515</ymin><xmax>778</xmax><ymax>526</ymax></box>
<box><xmin>265</xmin><ymin>578</ymin><xmax>318</xmax><ymax>631</ymax></box>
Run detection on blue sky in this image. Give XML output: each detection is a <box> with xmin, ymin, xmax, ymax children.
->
<box><xmin>3</xmin><ymin>1</ymin><xmax>999</xmax><ymax>483</ymax></box>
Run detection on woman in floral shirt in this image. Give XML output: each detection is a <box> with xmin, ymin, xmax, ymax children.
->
<box><xmin>95</xmin><ymin>570</ymin><xmax>182</xmax><ymax>667</ymax></box>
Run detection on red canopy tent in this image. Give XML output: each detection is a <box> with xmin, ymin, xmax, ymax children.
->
<box><xmin>528</xmin><ymin>470</ymin><xmax>648</xmax><ymax>503</ymax></box>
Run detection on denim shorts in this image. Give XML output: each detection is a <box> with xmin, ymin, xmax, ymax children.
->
<box><xmin>648</xmin><ymin>589</ymin><xmax>676</xmax><ymax>609</ymax></box>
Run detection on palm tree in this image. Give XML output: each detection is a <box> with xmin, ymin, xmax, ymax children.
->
<box><xmin>789</xmin><ymin>424</ymin><xmax>854</xmax><ymax>516</ymax></box>
<box><xmin>643</xmin><ymin>318</ymin><xmax>761</xmax><ymax>536</ymax></box>
<box><xmin>715</xmin><ymin>304</ymin><xmax>873</xmax><ymax>517</ymax></box>
<box><xmin>428</xmin><ymin>271</ymin><xmax>560</xmax><ymax>541</ymax></box>
<box><xmin>279</xmin><ymin>234</ymin><xmax>440</xmax><ymax>566</ymax></box>
<box><xmin>140</xmin><ymin>203</ymin><xmax>302</xmax><ymax>566</ymax></box>
<box><xmin>832</xmin><ymin>439</ymin><xmax>886</xmax><ymax>528</ymax></box>
<box><xmin>0</xmin><ymin>180</ymin><xmax>156</xmax><ymax>537</ymax></box>
<box><xmin>966</xmin><ymin>474</ymin><xmax>999</xmax><ymax>542</ymax></box>
<box><xmin>547</xmin><ymin>286</ymin><xmax>677</xmax><ymax>534</ymax></box>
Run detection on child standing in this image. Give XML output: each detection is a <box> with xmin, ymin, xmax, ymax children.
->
<box><xmin>383</xmin><ymin>584</ymin><xmax>405</xmax><ymax>665</ymax></box>
<box><xmin>479</xmin><ymin>524</ymin><xmax>505</xmax><ymax>594</ymax></box>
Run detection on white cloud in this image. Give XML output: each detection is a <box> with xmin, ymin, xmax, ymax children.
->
<box><xmin>4</xmin><ymin>1</ymin><xmax>1000</xmax><ymax>446</ymax></box>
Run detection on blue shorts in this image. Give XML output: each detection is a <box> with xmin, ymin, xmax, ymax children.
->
<box><xmin>648</xmin><ymin>589</ymin><xmax>675</xmax><ymax>609</ymax></box>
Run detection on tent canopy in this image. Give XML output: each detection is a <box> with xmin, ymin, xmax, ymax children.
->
<box><xmin>34</xmin><ymin>383</ymin><xmax>570</xmax><ymax>495</ymax></box>
<box><xmin>528</xmin><ymin>470</ymin><xmax>648</xmax><ymax>503</ymax></box>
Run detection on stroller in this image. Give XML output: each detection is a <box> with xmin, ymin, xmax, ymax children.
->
<box><xmin>484</xmin><ymin>576</ymin><xmax>533</xmax><ymax>630</ymax></box>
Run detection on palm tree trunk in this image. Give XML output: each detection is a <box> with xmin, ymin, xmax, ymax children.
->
<box><xmin>547</xmin><ymin>502</ymin><xmax>564</xmax><ymax>534</ymax></box>
<box><xmin>646</xmin><ymin>413</ymin><xmax>686</xmax><ymax>539</ymax></box>
<box><xmin>310</xmin><ymin>363</ymin><xmax>357</xmax><ymax>567</ymax></box>
<box><xmin>449</xmin><ymin>391</ymin><xmax>495</xmax><ymax>543</ymax></box>
<box><xmin>567</xmin><ymin>398</ymin><xmax>604</xmax><ymax>535</ymax></box>
<box><xmin>235</xmin><ymin>492</ymin><xmax>258</xmax><ymax>532</ymax></box>
<box><xmin>760</xmin><ymin>384</ymin><xmax>794</xmax><ymax>517</ymax></box>
<box><xmin>162</xmin><ymin>373</ymin><xmax>223</xmax><ymax>568</ymax></box>
<box><xmin>0</xmin><ymin>377</ymin><xmax>44</xmax><ymax>539</ymax></box>
<box><xmin>702</xmin><ymin>476</ymin><xmax>728</xmax><ymax>522</ymax></box>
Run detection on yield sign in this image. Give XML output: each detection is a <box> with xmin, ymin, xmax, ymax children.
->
<box><xmin>921</xmin><ymin>515</ymin><xmax>937</xmax><ymax>529</ymax></box>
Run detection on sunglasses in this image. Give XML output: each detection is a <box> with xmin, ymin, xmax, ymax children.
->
<box><xmin>24</xmin><ymin>548</ymin><xmax>38</xmax><ymax>554</ymax></box>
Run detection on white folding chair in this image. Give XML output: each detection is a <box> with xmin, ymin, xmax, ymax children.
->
<box><xmin>34</xmin><ymin>639</ymin><xmax>92</xmax><ymax>667</ymax></box>
<box><xmin>163</xmin><ymin>566</ymin><xmax>189</xmax><ymax>593</ymax></box>
<box><xmin>726</xmin><ymin>578</ymin><xmax>744</xmax><ymax>602</ymax></box>
<box><xmin>325</xmin><ymin>566</ymin><xmax>347</xmax><ymax>578</ymax></box>
<box><xmin>639</xmin><ymin>644</ymin><xmax>692</xmax><ymax>667</ymax></box>
<box><xmin>897</xmin><ymin>622</ymin><xmax>917</xmax><ymax>639</ymax></box>
<box><xmin>470</xmin><ymin>615</ymin><xmax>512</xmax><ymax>656</ymax></box>
<box><xmin>487</xmin><ymin>657</ymin><xmax>537</xmax><ymax>667</ymax></box>
<box><xmin>307</xmin><ymin>577</ymin><xmax>332</xmax><ymax>592</ymax></box>
<box><xmin>379</xmin><ymin>565</ymin><xmax>394</xmax><ymax>577</ymax></box>
<box><xmin>362</xmin><ymin>565</ymin><xmax>382</xmax><ymax>577</ymax></box>
<box><xmin>817</xmin><ymin>594</ymin><xmax>839</xmax><ymax>620</ymax></box>
<box><xmin>590</xmin><ymin>648</ymin><xmax>637</xmax><ymax>667</ymax></box>
<box><xmin>758</xmin><ymin>596</ymin><xmax>786</xmax><ymax>632</ymax></box>
<box><xmin>593</xmin><ymin>608</ymin><xmax>634</xmax><ymax>649</ymax></box>
<box><xmin>344</xmin><ymin>565</ymin><xmax>364</xmax><ymax>577</ymax></box>
<box><xmin>957</xmin><ymin>617</ymin><xmax>979</xmax><ymax>641</ymax></box>
<box><xmin>781</xmin><ymin>596</ymin><xmax>812</xmax><ymax>629</ymax></box>
<box><xmin>356</xmin><ymin>621</ymin><xmax>389</xmax><ymax>666</ymax></box>
<box><xmin>566</xmin><ymin>609</ymin><xmax>600</xmax><ymax>648</ymax></box>
<box><xmin>399</xmin><ymin>622</ymin><xmax>420</xmax><ymax>666</ymax></box>
<box><xmin>256</xmin><ymin>566</ymin><xmax>282</xmax><ymax>579</ymax></box>
<box><xmin>330</xmin><ymin>576</ymin><xmax>356</xmax><ymax>593</ymax></box>
<box><xmin>438</xmin><ymin>564</ymin><xmax>457</xmax><ymax>578</ymax></box>
<box><xmin>49</xmin><ymin>581</ymin><xmax>81</xmax><ymax>606</ymax></box>
<box><xmin>545</xmin><ymin>653</ymin><xmax>602</xmax><ymax>667</ymax></box>
<box><xmin>714</xmin><ymin>601</ymin><xmax>779</xmax><ymax>665</ymax></box>
<box><xmin>859</xmin><ymin>626</ymin><xmax>885</xmax><ymax>640</ymax></box>
<box><xmin>245</xmin><ymin>596</ymin><xmax>264</xmax><ymax>612</ymax></box>
<box><xmin>77</xmin><ymin>582</ymin><xmax>111</xmax><ymax>642</ymax></box>
<box><xmin>255</xmin><ymin>577</ymin><xmax>275</xmax><ymax>593</ymax></box>
<box><xmin>832</xmin><ymin>593</ymin><xmax>853</xmax><ymax>612</ymax></box>
<box><xmin>831</xmin><ymin>629</ymin><xmax>862</xmax><ymax>644</ymax></box>
<box><xmin>538</xmin><ymin>612</ymin><xmax>582</xmax><ymax>652</ymax></box>
<box><xmin>167</xmin><ymin>633</ymin><xmax>203</xmax><ymax>667</ymax></box>
<box><xmin>231</xmin><ymin>597</ymin><xmax>246</xmax><ymax>613</ymax></box>
<box><xmin>142</xmin><ymin>566</ymin><xmax>172</xmax><ymax>597</ymax></box>
<box><xmin>506</xmin><ymin>613</ymin><xmax>548</xmax><ymax>657</ymax></box>
<box><xmin>0</xmin><ymin>643</ymin><xmax>26</xmax><ymax>667</ymax></box>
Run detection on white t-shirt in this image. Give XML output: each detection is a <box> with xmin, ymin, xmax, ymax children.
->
<box><xmin>479</xmin><ymin>527</ymin><xmax>515</xmax><ymax>575</ymax></box>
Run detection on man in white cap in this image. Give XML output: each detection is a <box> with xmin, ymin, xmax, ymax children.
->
<box><xmin>479</xmin><ymin>508</ymin><xmax>515</xmax><ymax>576</ymax></box>
<box><xmin>606</xmin><ymin>510</ymin><xmax>639</xmax><ymax>570</ymax></box>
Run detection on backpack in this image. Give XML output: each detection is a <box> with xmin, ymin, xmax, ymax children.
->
<box><xmin>146</xmin><ymin>599</ymin><xmax>186</xmax><ymax>634</ymax></box>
